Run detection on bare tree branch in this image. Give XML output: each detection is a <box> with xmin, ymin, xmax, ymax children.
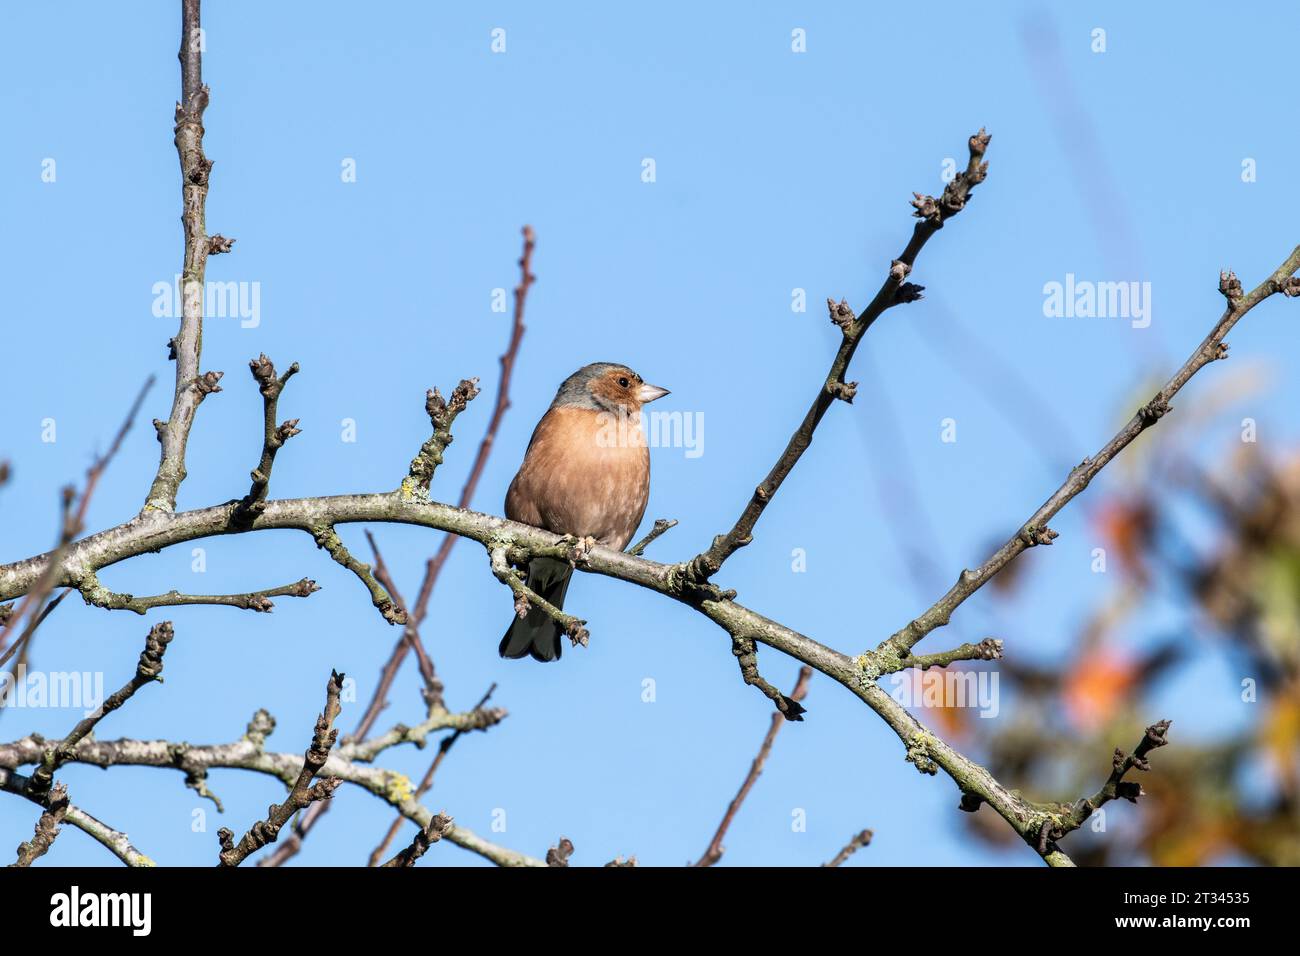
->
<box><xmin>77</xmin><ymin>575</ymin><xmax>318</xmax><ymax>615</ymax></box>
<box><xmin>546</xmin><ymin>837</ymin><xmax>574</xmax><ymax>867</ymax></box>
<box><xmin>403</xmin><ymin>379</ymin><xmax>482</xmax><ymax>497</ymax></box>
<box><xmin>342</xmin><ymin>701</ymin><xmax>507</xmax><ymax>764</ymax></box>
<box><xmin>0</xmin><ymin>769</ymin><xmax>155</xmax><ymax>867</ymax></box>
<box><xmin>10</xmin><ymin>782</ymin><xmax>68</xmax><ymax>867</ymax></box>
<box><xmin>235</xmin><ymin>354</ymin><xmax>300</xmax><ymax>519</ymax></box>
<box><xmin>1</xmin><ymin>374</ymin><xmax>153</xmax><ymax>656</ymax></box>
<box><xmin>365</xmin><ymin>683</ymin><xmax>498</xmax><ymax>867</ymax></box>
<box><xmin>869</xmin><ymin>245</ymin><xmax>1300</xmax><ymax>666</ymax></box>
<box><xmin>366</xmin><ymin>532</ymin><xmax>439</xmax><ymax>705</ymax></box>
<box><xmin>312</xmin><ymin>526</ymin><xmax>406</xmax><ymax>625</ymax></box>
<box><xmin>822</xmin><ymin>828</ymin><xmax>873</xmax><ymax>868</ymax></box>
<box><xmin>693</xmin><ymin>666</ymin><xmax>812</xmax><ymax>866</ymax></box>
<box><xmin>260</xmin><ymin>228</ymin><xmax>536</xmax><ymax>867</ymax></box>
<box><xmin>683</xmin><ymin>130</ymin><xmax>990</xmax><ymax>585</ymax></box>
<box><xmin>380</xmin><ymin>811</ymin><xmax>453</xmax><ymax>867</ymax></box>
<box><xmin>628</xmin><ymin>518</ymin><xmax>677</xmax><ymax>557</ymax></box>
<box><xmin>0</xmin><ymin>715</ymin><xmax>541</xmax><ymax>867</ymax></box>
<box><xmin>5</xmin><ymin>92</ymin><xmax>1291</xmax><ymax>864</ymax></box>
<box><xmin>27</xmin><ymin>621</ymin><xmax>174</xmax><ymax>798</ymax></box>
<box><xmin>885</xmin><ymin>638</ymin><xmax>1004</xmax><ymax>673</ymax></box>
<box><xmin>731</xmin><ymin>637</ymin><xmax>807</xmax><ymax>719</ymax></box>
<box><xmin>1030</xmin><ymin>719</ymin><xmax>1172</xmax><ymax>867</ymax></box>
<box><xmin>144</xmin><ymin>0</ymin><xmax>224</xmax><ymax>514</ymax></box>
<box><xmin>489</xmin><ymin>545</ymin><xmax>589</xmax><ymax>648</ymax></box>
<box><xmin>217</xmin><ymin>670</ymin><xmax>344</xmax><ymax>866</ymax></box>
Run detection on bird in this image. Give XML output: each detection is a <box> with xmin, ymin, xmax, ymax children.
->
<box><xmin>500</xmin><ymin>362</ymin><xmax>669</xmax><ymax>662</ymax></box>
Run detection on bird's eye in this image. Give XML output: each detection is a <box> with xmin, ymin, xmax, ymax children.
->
<box><xmin>618</xmin><ymin>377</ymin><xmax>630</xmax><ymax>388</ymax></box>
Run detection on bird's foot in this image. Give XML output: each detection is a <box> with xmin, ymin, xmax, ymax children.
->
<box><xmin>559</xmin><ymin>534</ymin><xmax>598</xmax><ymax>568</ymax></box>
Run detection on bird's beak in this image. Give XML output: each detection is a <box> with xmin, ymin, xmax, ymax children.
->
<box><xmin>637</xmin><ymin>383</ymin><xmax>670</xmax><ymax>404</ymax></box>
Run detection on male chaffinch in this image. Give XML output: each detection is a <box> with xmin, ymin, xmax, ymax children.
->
<box><xmin>500</xmin><ymin>362</ymin><xmax>670</xmax><ymax>662</ymax></box>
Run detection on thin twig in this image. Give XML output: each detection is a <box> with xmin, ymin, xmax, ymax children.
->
<box><xmin>261</xmin><ymin>232</ymin><xmax>534</xmax><ymax>866</ymax></box>
<box><xmin>1034</xmin><ymin>720</ymin><xmax>1172</xmax><ymax>867</ymax></box>
<box><xmin>871</xmin><ymin>247</ymin><xmax>1300</xmax><ymax>664</ymax></box>
<box><xmin>403</xmin><ymin>379</ymin><xmax>482</xmax><ymax>496</ymax></box>
<box><xmin>380</xmin><ymin>812</ymin><xmax>454</xmax><ymax>867</ymax></box>
<box><xmin>27</xmin><ymin>622</ymin><xmax>175</xmax><ymax>798</ymax></box>
<box><xmin>0</xmin><ymin>375</ymin><xmax>154</xmax><ymax>650</ymax></box>
<box><xmin>890</xmin><ymin>638</ymin><xmax>1004</xmax><ymax>673</ymax></box>
<box><xmin>628</xmin><ymin>518</ymin><xmax>678</xmax><ymax>557</ymax></box>
<box><xmin>693</xmin><ymin>666</ymin><xmax>812</xmax><ymax>866</ymax></box>
<box><xmin>144</xmin><ymin>0</ymin><xmax>225</xmax><ymax>513</ymax></box>
<box><xmin>312</xmin><ymin>526</ymin><xmax>406</xmax><ymax>625</ymax></box>
<box><xmin>0</xmin><ymin>769</ymin><xmax>154</xmax><ymax>867</ymax></box>
<box><xmin>366</xmin><ymin>683</ymin><xmax>498</xmax><ymax>866</ymax></box>
<box><xmin>547</xmin><ymin>837</ymin><xmax>575</xmax><ymax>867</ymax></box>
<box><xmin>10</xmin><ymin>782</ymin><xmax>68</xmax><ymax>867</ymax></box>
<box><xmin>217</xmin><ymin>670</ymin><xmax>344</xmax><ymax>866</ymax></box>
<box><xmin>684</xmin><ymin>131</ymin><xmax>990</xmax><ymax>585</ymax></box>
<box><xmin>822</xmin><ymin>828</ymin><xmax>873</xmax><ymax>867</ymax></box>
<box><xmin>731</xmin><ymin>637</ymin><xmax>807</xmax><ymax>719</ymax></box>
<box><xmin>0</xmin><ymin>715</ymin><xmax>542</xmax><ymax>867</ymax></box>
<box><xmin>235</xmin><ymin>354</ymin><xmax>300</xmax><ymax>518</ymax></box>
<box><xmin>365</xmin><ymin>531</ymin><xmax>439</xmax><ymax>703</ymax></box>
<box><xmin>77</xmin><ymin>575</ymin><xmax>318</xmax><ymax>614</ymax></box>
<box><xmin>489</xmin><ymin>546</ymin><xmax>589</xmax><ymax>648</ymax></box>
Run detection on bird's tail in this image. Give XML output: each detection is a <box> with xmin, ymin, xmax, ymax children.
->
<box><xmin>499</xmin><ymin>557</ymin><xmax>574</xmax><ymax>662</ymax></box>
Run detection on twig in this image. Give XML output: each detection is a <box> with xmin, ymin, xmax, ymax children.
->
<box><xmin>7</xmin><ymin>137</ymin><xmax>1283</xmax><ymax>865</ymax></box>
<box><xmin>1</xmin><ymin>375</ymin><xmax>153</xmax><ymax>650</ymax></box>
<box><xmin>366</xmin><ymin>683</ymin><xmax>498</xmax><ymax>866</ymax></box>
<box><xmin>365</xmin><ymin>531</ymin><xmax>439</xmax><ymax>705</ymax></box>
<box><xmin>872</xmin><ymin>247</ymin><xmax>1300</xmax><ymax>664</ymax></box>
<box><xmin>684</xmin><ymin>130</ymin><xmax>990</xmax><ymax>585</ymax></box>
<box><xmin>403</xmin><ymin>224</ymin><xmax>536</xmax><ymax>649</ymax></box>
<box><xmin>731</xmin><ymin>637</ymin><xmax>808</xmax><ymax>719</ymax></box>
<box><xmin>144</xmin><ymin>0</ymin><xmax>225</xmax><ymax>513</ymax></box>
<box><xmin>489</xmin><ymin>546</ymin><xmax>589</xmax><ymax>648</ymax></box>
<box><xmin>403</xmin><ymin>379</ymin><xmax>482</xmax><ymax>496</ymax></box>
<box><xmin>10</xmin><ymin>782</ymin><xmax>68</xmax><ymax>866</ymax></box>
<box><xmin>0</xmin><ymin>769</ymin><xmax>154</xmax><ymax>867</ymax></box>
<box><xmin>822</xmin><ymin>828</ymin><xmax>873</xmax><ymax>867</ymax></box>
<box><xmin>77</xmin><ymin>575</ymin><xmax>318</xmax><ymax>614</ymax></box>
<box><xmin>546</xmin><ymin>837</ymin><xmax>575</xmax><ymax>867</ymax></box>
<box><xmin>312</xmin><ymin>526</ymin><xmax>406</xmax><ymax>625</ymax></box>
<box><xmin>236</xmin><ymin>354</ymin><xmax>300</xmax><ymax>517</ymax></box>
<box><xmin>341</xmin><ymin>701</ymin><xmax>507</xmax><ymax>764</ymax></box>
<box><xmin>217</xmin><ymin>670</ymin><xmax>345</xmax><ymax>866</ymax></box>
<box><xmin>262</xmin><ymin>231</ymin><xmax>534</xmax><ymax>866</ymax></box>
<box><xmin>889</xmin><ymin>638</ymin><xmax>1003</xmax><ymax>673</ymax></box>
<box><xmin>1034</xmin><ymin>720</ymin><xmax>1172</xmax><ymax>867</ymax></box>
<box><xmin>628</xmin><ymin>518</ymin><xmax>678</xmax><ymax>557</ymax></box>
<box><xmin>0</xmin><ymin>491</ymin><xmax>77</xmax><ymax>672</ymax></box>
<box><xmin>693</xmin><ymin>666</ymin><xmax>812</xmax><ymax>866</ymax></box>
<box><xmin>0</xmin><ymin>589</ymin><xmax>69</xmax><ymax>675</ymax></box>
<box><xmin>0</xmin><ymin>714</ymin><xmax>542</xmax><ymax>867</ymax></box>
<box><xmin>27</xmin><ymin>621</ymin><xmax>175</xmax><ymax>798</ymax></box>
<box><xmin>380</xmin><ymin>811</ymin><xmax>453</xmax><ymax>867</ymax></box>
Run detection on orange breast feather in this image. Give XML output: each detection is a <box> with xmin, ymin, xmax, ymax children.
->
<box><xmin>505</xmin><ymin>406</ymin><xmax>650</xmax><ymax>549</ymax></box>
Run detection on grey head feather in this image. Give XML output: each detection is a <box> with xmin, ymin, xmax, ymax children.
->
<box><xmin>551</xmin><ymin>362</ymin><xmax>638</xmax><ymax>411</ymax></box>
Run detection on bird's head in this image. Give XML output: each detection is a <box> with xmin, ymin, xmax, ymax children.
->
<box><xmin>553</xmin><ymin>362</ymin><xmax>669</xmax><ymax>414</ymax></box>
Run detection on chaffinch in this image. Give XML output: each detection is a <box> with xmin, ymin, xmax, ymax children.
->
<box><xmin>500</xmin><ymin>362</ymin><xmax>669</xmax><ymax>662</ymax></box>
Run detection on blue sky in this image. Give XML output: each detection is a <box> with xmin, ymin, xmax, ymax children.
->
<box><xmin>1</xmin><ymin>1</ymin><xmax>1297</xmax><ymax>867</ymax></box>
